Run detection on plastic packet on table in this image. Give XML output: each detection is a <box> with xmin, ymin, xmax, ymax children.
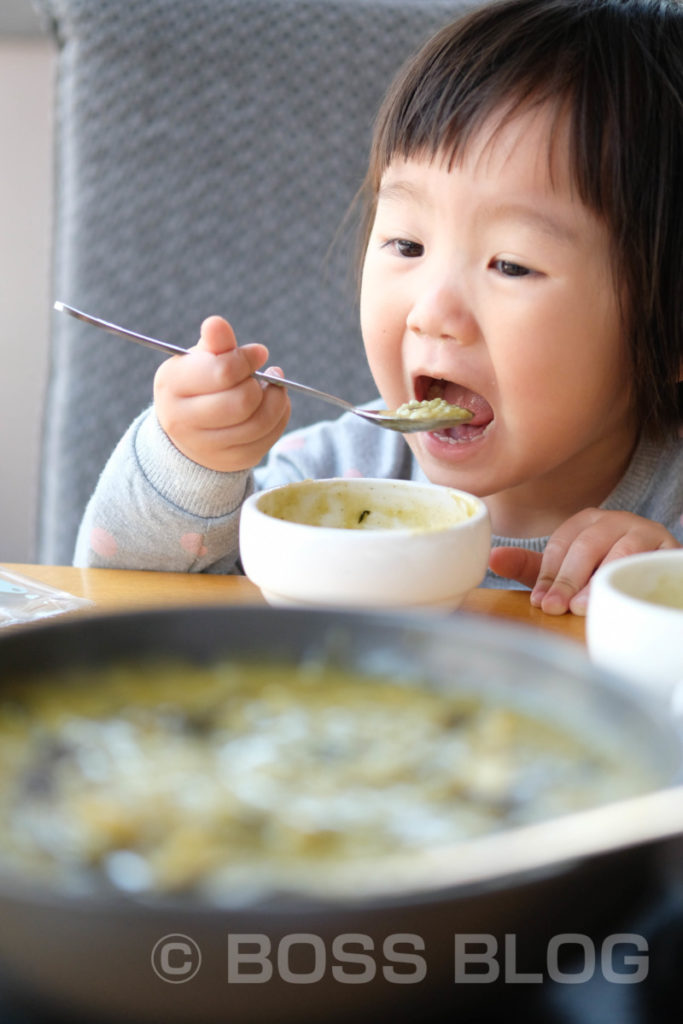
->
<box><xmin>0</xmin><ymin>567</ymin><xmax>93</xmax><ymax>627</ymax></box>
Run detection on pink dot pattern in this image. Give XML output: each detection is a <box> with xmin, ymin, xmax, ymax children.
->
<box><xmin>180</xmin><ymin>532</ymin><xmax>208</xmax><ymax>558</ymax></box>
<box><xmin>90</xmin><ymin>527</ymin><xmax>118</xmax><ymax>559</ymax></box>
<box><xmin>277</xmin><ymin>435</ymin><xmax>307</xmax><ymax>453</ymax></box>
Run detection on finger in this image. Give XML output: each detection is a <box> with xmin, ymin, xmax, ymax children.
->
<box><xmin>178</xmin><ymin>372</ymin><xmax>290</xmax><ymax>432</ymax></box>
<box><xmin>529</xmin><ymin>509</ymin><xmax>608</xmax><ymax>611</ymax></box>
<box><xmin>658</xmin><ymin>537</ymin><xmax>682</xmax><ymax>550</ymax></box>
<box><xmin>603</xmin><ymin>529</ymin><xmax>681</xmax><ymax>561</ymax></box>
<box><xmin>488</xmin><ymin>546</ymin><xmax>542</xmax><ymax>590</ymax></box>
<box><xmin>257</xmin><ymin>365</ymin><xmax>292</xmax><ymax>400</ymax></box>
<box><xmin>164</xmin><ymin>341</ymin><xmax>270</xmax><ymax>399</ymax></box>
<box><xmin>172</xmin><ymin>388</ymin><xmax>261</xmax><ymax>431</ymax></box>
<box><xmin>202</xmin><ymin>400</ymin><xmax>290</xmax><ymax>452</ymax></box>
<box><xmin>568</xmin><ymin>584</ymin><xmax>591</xmax><ymax>616</ymax></box>
<box><xmin>241</xmin><ymin>344</ymin><xmax>272</xmax><ymax>374</ymax></box>
<box><xmin>535</xmin><ymin>520</ymin><xmax>638</xmax><ymax>615</ymax></box>
<box><xmin>196</xmin><ymin>316</ymin><xmax>238</xmax><ymax>356</ymax></box>
<box><xmin>529</xmin><ymin>510</ymin><xmax>598</xmax><ymax>598</ymax></box>
<box><xmin>185</xmin><ymin>400</ymin><xmax>292</xmax><ymax>473</ymax></box>
<box><xmin>535</xmin><ymin>540</ymin><xmax>605</xmax><ymax>615</ymax></box>
<box><xmin>193</xmin><ymin>317</ymin><xmax>269</xmax><ymax>388</ymax></box>
<box><xmin>259</xmin><ymin>365</ymin><xmax>285</xmax><ymax>383</ymax></box>
<box><xmin>568</xmin><ymin>532</ymin><xmax>680</xmax><ymax>616</ymax></box>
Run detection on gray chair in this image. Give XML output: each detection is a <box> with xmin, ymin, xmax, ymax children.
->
<box><xmin>34</xmin><ymin>0</ymin><xmax>471</xmax><ymax>565</ymax></box>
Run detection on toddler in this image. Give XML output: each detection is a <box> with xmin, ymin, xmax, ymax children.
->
<box><xmin>75</xmin><ymin>0</ymin><xmax>683</xmax><ymax>614</ymax></box>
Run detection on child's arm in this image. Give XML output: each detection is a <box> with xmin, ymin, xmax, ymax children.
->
<box><xmin>489</xmin><ymin>509</ymin><xmax>681</xmax><ymax>615</ymax></box>
<box><xmin>73</xmin><ymin>407</ymin><xmax>257</xmax><ymax>571</ymax></box>
<box><xmin>74</xmin><ymin>316</ymin><xmax>291</xmax><ymax>571</ymax></box>
<box><xmin>154</xmin><ymin>315</ymin><xmax>290</xmax><ymax>472</ymax></box>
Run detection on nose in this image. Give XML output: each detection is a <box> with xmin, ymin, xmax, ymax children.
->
<box><xmin>406</xmin><ymin>279</ymin><xmax>476</xmax><ymax>344</ymax></box>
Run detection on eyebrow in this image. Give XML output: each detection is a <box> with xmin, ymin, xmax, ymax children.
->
<box><xmin>377</xmin><ymin>181</ymin><xmax>580</xmax><ymax>245</ymax></box>
<box><xmin>476</xmin><ymin>202</ymin><xmax>580</xmax><ymax>245</ymax></box>
<box><xmin>376</xmin><ymin>180</ymin><xmax>427</xmax><ymax>205</ymax></box>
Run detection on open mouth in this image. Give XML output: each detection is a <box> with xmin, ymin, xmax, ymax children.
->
<box><xmin>414</xmin><ymin>376</ymin><xmax>494</xmax><ymax>441</ymax></box>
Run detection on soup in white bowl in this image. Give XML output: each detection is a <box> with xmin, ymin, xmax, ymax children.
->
<box><xmin>239</xmin><ymin>477</ymin><xmax>491</xmax><ymax>609</ymax></box>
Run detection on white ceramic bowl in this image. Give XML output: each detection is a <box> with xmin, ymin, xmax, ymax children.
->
<box><xmin>587</xmin><ymin>549</ymin><xmax>683</xmax><ymax>706</ymax></box>
<box><xmin>239</xmin><ymin>477</ymin><xmax>491</xmax><ymax>609</ymax></box>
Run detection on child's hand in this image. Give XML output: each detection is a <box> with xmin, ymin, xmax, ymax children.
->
<box><xmin>489</xmin><ymin>509</ymin><xmax>680</xmax><ymax>616</ymax></box>
<box><xmin>153</xmin><ymin>316</ymin><xmax>290</xmax><ymax>472</ymax></box>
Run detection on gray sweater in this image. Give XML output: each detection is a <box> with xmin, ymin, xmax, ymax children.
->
<box><xmin>74</xmin><ymin>405</ymin><xmax>683</xmax><ymax>587</ymax></box>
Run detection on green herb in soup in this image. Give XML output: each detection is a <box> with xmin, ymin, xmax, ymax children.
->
<box><xmin>0</xmin><ymin>660</ymin><xmax>649</xmax><ymax>899</ymax></box>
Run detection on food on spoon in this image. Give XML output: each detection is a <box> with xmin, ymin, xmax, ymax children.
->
<box><xmin>387</xmin><ymin>397</ymin><xmax>472</xmax><ymax>422</ymax></box>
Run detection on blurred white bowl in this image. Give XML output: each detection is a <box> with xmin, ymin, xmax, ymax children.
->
<box><xmin>239</xmin><ymin>477</ymin><xmax>491</xmax><ymax>609</ymax></box>
<box><xmin>587</xmin><ymin>549</ymin><xmax>683</xmax><ymax>706</ymax></box>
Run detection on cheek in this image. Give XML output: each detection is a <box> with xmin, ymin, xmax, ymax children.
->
<box><xmin>361</xmin><ymin>324</ymin><xmax>403</xmax><ymax>402</ymax></box>
<box><xmin>486</xmin><ymin>329</ymin><xmax>584</xmax><ymax>432</ymax></box>
<box><xmin>359</xmin><ymin>259</ymin><xmax>385</xmax><ymax>345</ymax></box>
<box><xmin>360</xmin><ymin>269</ymin><xmax>404</xmax><ymax>388</ymax></box>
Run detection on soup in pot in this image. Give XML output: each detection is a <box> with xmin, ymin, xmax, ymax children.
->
<box><xmin>0</xmin><ymin>658</ymin><xmax>653</xmax><ymax>901</ymax></box>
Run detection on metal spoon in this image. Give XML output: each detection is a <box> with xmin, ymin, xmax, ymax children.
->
<box><xmin>53</xmin><ymin>301</ymin><xmax>473</xmax><ymax>433</ymax></box>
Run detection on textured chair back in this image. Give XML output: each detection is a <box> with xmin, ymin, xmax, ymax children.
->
<box><xmin>35</xmin><ymin>0</ymin><xmax>471</xmax><ymax>564</ymax></box>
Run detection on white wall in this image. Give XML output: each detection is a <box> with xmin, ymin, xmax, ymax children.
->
<box><xmin>0</xmin><ymin>31</ymin><xmax>55</xmax><ymax>562</ymax></box>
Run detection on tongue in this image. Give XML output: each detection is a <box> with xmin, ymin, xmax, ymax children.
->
<box><xmin>441</xmin><ymin>383</ymin><xmax>494</xmax><ymax>427</ymax></box>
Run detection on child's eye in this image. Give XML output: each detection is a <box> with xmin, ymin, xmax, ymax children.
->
<box><xmin>491</xmin><ymin>258</ymin><xmax>532</xmax><ymax>277</ymax></box>
<box><xmin>385</xmin><ymin>238</ymin><xmax>424</xmax><ymax>258</ymax></box>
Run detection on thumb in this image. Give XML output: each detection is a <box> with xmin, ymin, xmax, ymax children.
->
<box><xmin>196</xmin><ymin>315</ymin><xmax>238</xmax><ymax>356</ymax></box>
<box><xmin>488</xmin><ymin>546</ymin><xmax>542</xmax><ymax>590</ymax></box>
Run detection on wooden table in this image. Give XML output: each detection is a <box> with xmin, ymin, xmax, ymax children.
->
<box><xmin>2</xmin><ymin>563</ymin><xmax>586</xmax><ymax>644</ymax></box>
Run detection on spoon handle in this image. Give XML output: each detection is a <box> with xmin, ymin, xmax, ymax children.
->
<box><xmin>54</xmin><ymin>302</ymin><xmax>188</xmax><ymax>356</ymax></box>
<box><xmin>251</xmin><ymin>371</ymin><xmax>354</xmax><ymax>412</ymax></box>
<box><xmin>54</xmin><ymin>301</ymin><xmax>356</xmax><ymax>415</ymax></box>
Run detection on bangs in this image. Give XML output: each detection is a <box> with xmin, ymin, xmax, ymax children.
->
<box><xmin>367</xmin><ymin>0</ymin><xmax>634</xmax><ymax>222</ymax></box>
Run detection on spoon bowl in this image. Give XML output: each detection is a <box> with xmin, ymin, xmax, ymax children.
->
<box><xmin>53</xmin><ymin>302</ymin><xmax>473</xmax><ymax>433</ymax></box>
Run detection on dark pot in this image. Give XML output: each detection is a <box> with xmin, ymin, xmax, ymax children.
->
<box><xmin>0</xmin><ymin>606</ymin><xmax>680</xmax><ymax>1023</ymax></box>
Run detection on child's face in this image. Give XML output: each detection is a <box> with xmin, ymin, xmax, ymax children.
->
<box><xmin>360</xmin><ymin>104</ymin><xmax>637</xmax><ymax>536</ymax></box>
